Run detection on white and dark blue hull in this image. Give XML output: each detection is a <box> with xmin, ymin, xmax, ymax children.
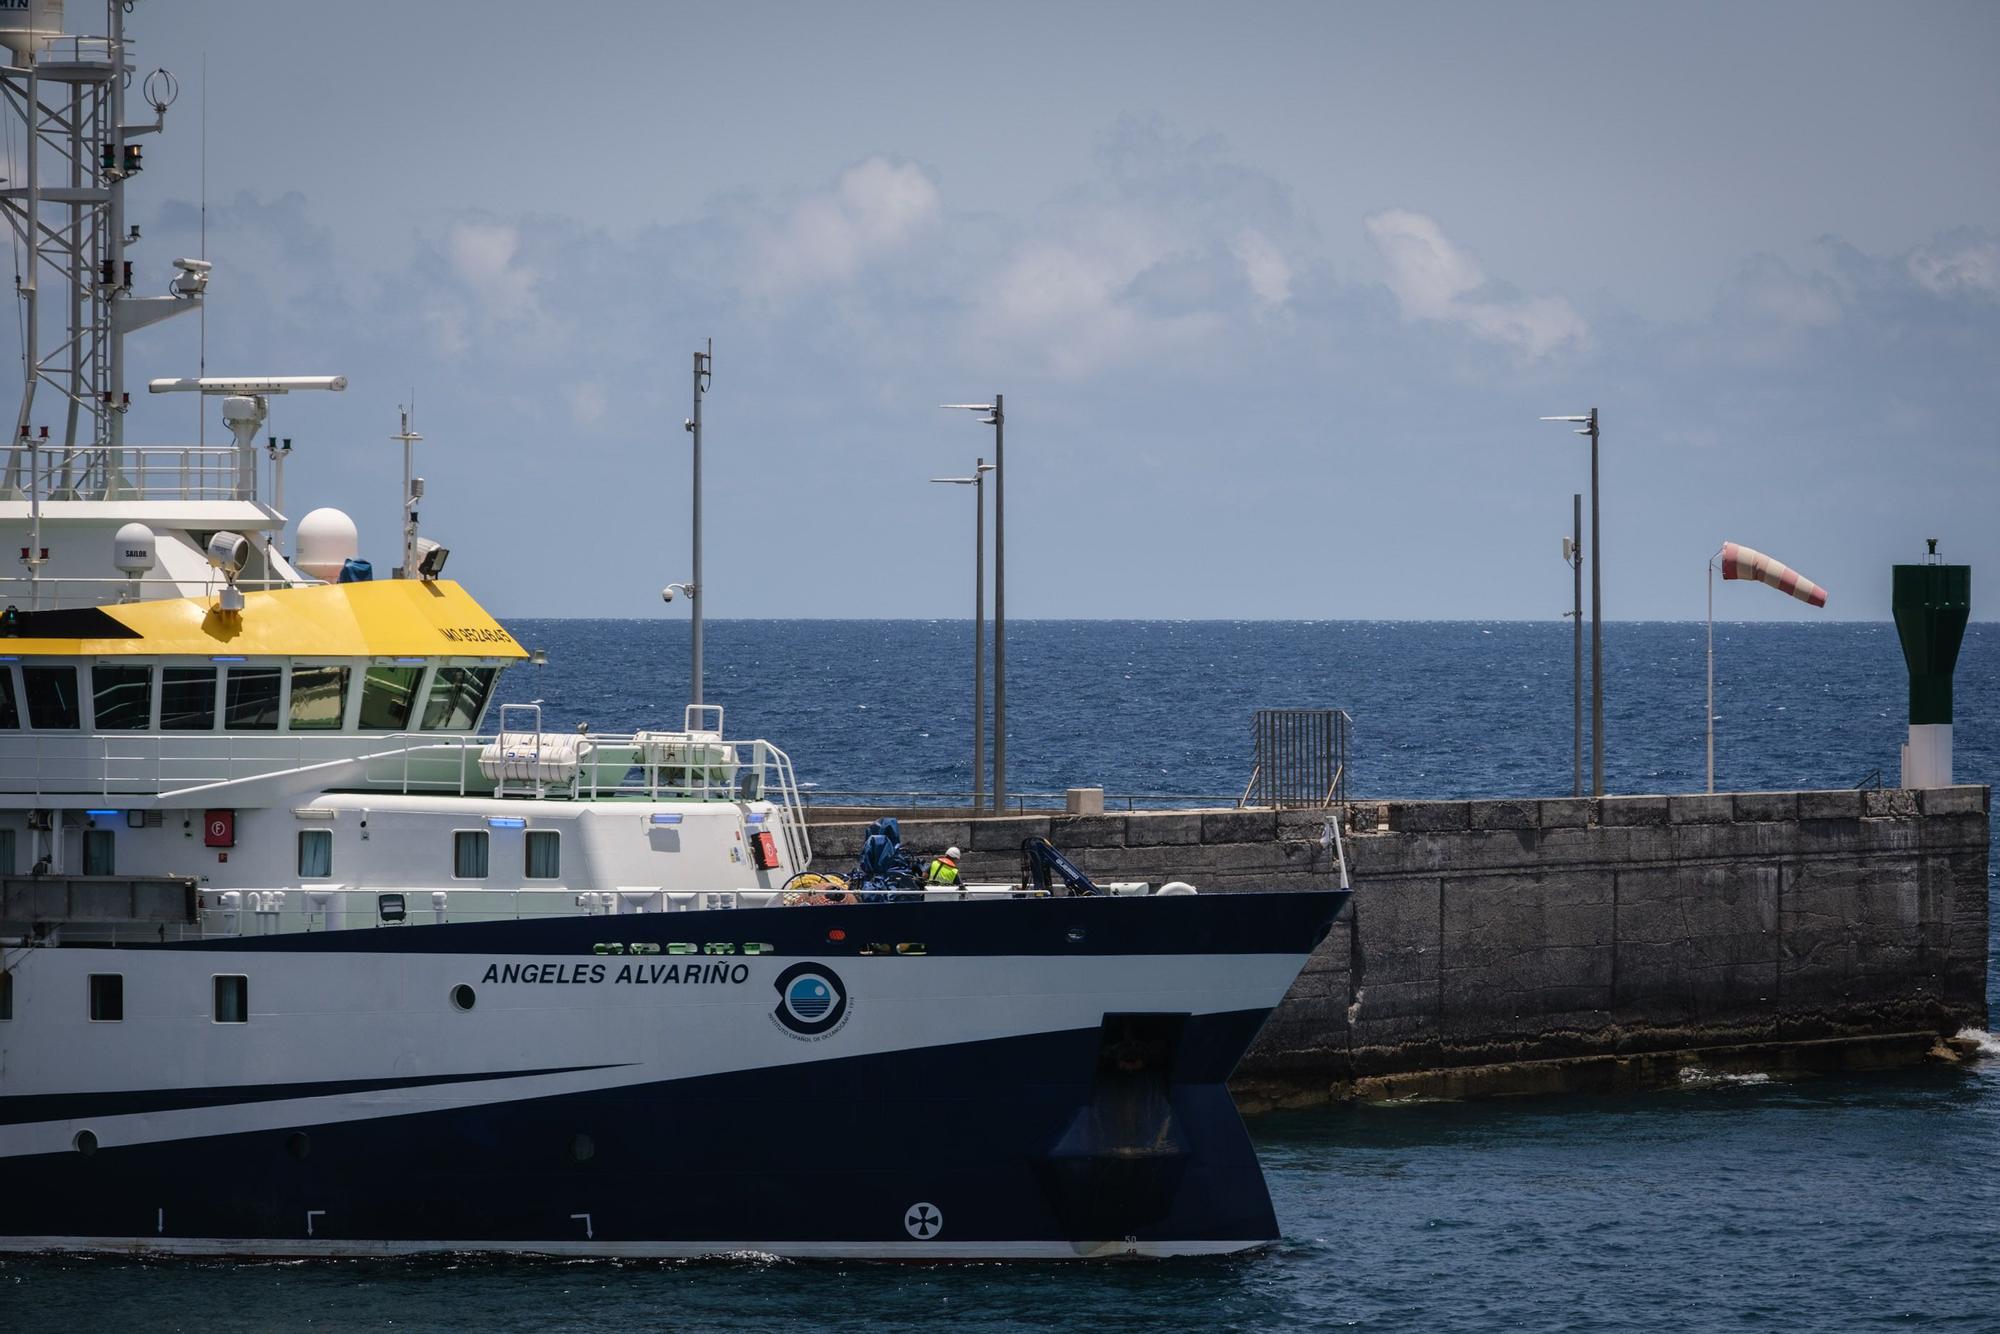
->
<box><xmin>0</xmin><ymin>890</ymin><xmax>1346</xmax><ymax>1259</ymax></box>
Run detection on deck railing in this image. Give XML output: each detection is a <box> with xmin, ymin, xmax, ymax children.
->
<box><xmin>2</xmin><ymin>443</ymin><xmax>244</xmax><ymax>503</ymax></box>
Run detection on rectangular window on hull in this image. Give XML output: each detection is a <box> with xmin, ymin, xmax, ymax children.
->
<box><xmin>422</xmin><ymin>667</ymin><xmax>498</xmax><ymax>731</ymax></box>
<box><xmin>453</xmin><ymin>829</ymin><xmax>489</xmax><ymax>879</ymax></box>
<box><xmin>223</xmin><ymin>666</ymin><xmax>283</xmax><ymax>730</ymax></box>
<box><xmin>82</xmin><ymin>828</ymin><xmax>115</xmax><ymax>876</ymax></box>
<box><xmin>288</xmin><ymin>665</ymin><xmax>350</xmax><ymax>730</ymax></box>
<box><xmin>89</xmin><ymin>973</ymin><xmax>123</xmax><ymax>1022</ymax></box>
<box><xmin>297</xmin><ymin>828</ymin><xmax>332</xmax><ymax>878</ymax></box>
<box><xmin>161</xmin><ymin>667</ymin><xmax>218</xmax><ymax>730</ymax></box>
<box><xmin>0</xmin><ymin>668</ymin><xmax>19</xmax><ymax>729</ymax></box>
<box><xmin>525</xmin><ymin>829</ymin><xmax>560</xmax><ymax>879</ymax></box>
<box><xmin>213</xmin><ymin>975</ymin><xmax>248</xmax><ymax>1024</ymax></box>
<box><xmin>358</xmin><ymin>665</ymin><xmax>423</xmax><ymax>730</ymax></box>
<box><xmin>92</xmin><ymin>664</ymin><xmax>154</xmax><ymax>729</ymax></box>
<box><xmin>22</xmin><ymin>666</ymin><xmax>80</xmax><ymax>729</ymax></box>
<box><xmin>0</xmin><ymin>970</ymin><xmax>12</xmax><ymax>1021</ymax></box>
<box><xmin>0</xmin><ymin>827</ymin><xmax>13</xmax><ymax>875</ymax></box>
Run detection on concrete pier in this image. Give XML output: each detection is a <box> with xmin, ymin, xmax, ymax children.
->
<box><xmin>807</xmin><ymin>785</ymin><xmax>1991</xmax><ymax>1104</ymax></box>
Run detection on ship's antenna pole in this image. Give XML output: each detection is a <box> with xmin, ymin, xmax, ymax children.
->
<box><xmin>16</xmin><ymin>26</ymin><xmax>42</xmax><ymax>607</ymax></box>
<box><xmin>198</xmin><ymin>51</ymin><xmax>206</xmax><ymax>446</ymax></box>
<box><xmin>13</xmin><ymin>39</ymin><xmax>39</xmax><ymax>442</ymax></box>
<box><xmin>684</xmin><ymin>339</ymin><xmax>711</xmax><ymax>708</ymax></box>
<box><xmin>105</xmin><ymin>0</ymin><xmax>127</xmax><ymax>449</ymax></box>
<box><xmin>62</xmin><ymin>63</ymin><xmax>81</xmax><ymax>451</ymax></box>
<box><xmin>394</xmin><ymin>403</ymin><xmax>423</xmax><ymax>578</ymax></box>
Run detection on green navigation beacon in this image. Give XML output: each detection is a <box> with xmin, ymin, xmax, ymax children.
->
<box><xmin>1892</xmin><ymin>539</ymin><xmax>1970</xmax><ymax>788</ymax></box>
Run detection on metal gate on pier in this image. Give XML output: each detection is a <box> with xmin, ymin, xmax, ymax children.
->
<box><xmin>1241</xmin><ymin>709</ymin><xmax>1350</xmax><ymax>808</ymax></box>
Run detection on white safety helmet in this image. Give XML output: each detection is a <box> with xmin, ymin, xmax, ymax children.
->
<box><xmin>945</xmin><ymin>846</ymin><xmax>961</xmax><ymax>859</ymax></box>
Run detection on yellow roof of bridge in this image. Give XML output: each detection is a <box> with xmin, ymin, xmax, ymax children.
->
<box><xmin>1</xmin><ymin>580</ymin><xmax>528</xmax><ymax>659</ymax></box>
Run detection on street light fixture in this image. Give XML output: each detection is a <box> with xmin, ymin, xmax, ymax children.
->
<box><xmin>1541</xmin><ymin>408</ymin><xmax>1603</xmax><ymax>795</ymax></box>
<box><xmin>930</xmin><ymin>458</ymin><xmax>995</xmax><ymax>814</ymax></box>
<box><xmin>942</xmin><ymin>395</ymin><xmax>1004</xmax><ymax>813</ymax></box>
<box><xmin>1561</xmin><ymin>493</ymin><xmax>1582</xmax><ymax>797</ymax></box>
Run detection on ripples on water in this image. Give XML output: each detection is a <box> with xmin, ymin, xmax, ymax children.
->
<box><xmin>6</xmin><ymin>621</ymin><xmax>1995</xmax><ymax>1330</ymax></box>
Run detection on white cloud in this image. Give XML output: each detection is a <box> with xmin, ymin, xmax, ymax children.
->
<box><xmin>423</xmin><ymin>304</ymin><xmax>469</xmax><ymax>358</ymax></box>
<box><xmin>445</xmin><ymin>221</ymin><xmax>540</xmax><ymax>323</ymax></box>
<box><xmin>1232</xmin><ymin>229</ymin><xmax>1292</xmax><ymax>308</ymax></box>
<box><xmin>972</xmin><ymin>211</ymin><xmax>1223</xmax><ymax>375</ymax></box>
<box><xmin>1364</xmin><ymin>209</ymin><xmax>1588</xmax><ymax>359</ymax></box>
<box><xmin>1731</xmin><ymin>254</ymin><xmax>1843</xmax><ymax>328</ymax></box>
<box><xmin>751</xmin><ymin>158</ymin><xmax>940</xmax><ymax>296</ymax></box>
<box><xmin>1907</xmin><ymin>234</ymin><xmax>2000</xmax><ymax>299</ymax></box>
<box><xmin>567</xmin><ymin>379</ymin><xmax>608</xmax><ymax>427</ymax></box>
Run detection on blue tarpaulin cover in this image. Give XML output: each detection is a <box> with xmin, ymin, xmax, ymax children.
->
<box><xmin>853</xmin><ymin>816</ymin><xmax>921</xmax><ymax>900</ymax></box>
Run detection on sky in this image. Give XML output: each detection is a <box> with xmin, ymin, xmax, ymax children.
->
<box><xmin>8</xmin><ymin>0</ymin><xmax>1999</xmax><ymax>620</ymax></box>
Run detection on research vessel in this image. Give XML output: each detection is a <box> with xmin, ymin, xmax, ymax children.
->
<box><xmin>0</xmin><ymin>1</ymin><xmax>1348</xmax><ymax>1258</ymax></box>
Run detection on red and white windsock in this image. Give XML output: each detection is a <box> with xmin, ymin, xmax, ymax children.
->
<box><xmin>1720</xmin><ymin>542</ymin><xmax>1828</xmax><ymax>608</ymax></box>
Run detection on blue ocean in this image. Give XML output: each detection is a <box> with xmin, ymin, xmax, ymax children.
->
<box><xmin>9</xmin><ymin>620</ymin><xmax>1996</xmax><ymax>1331</ymax></box>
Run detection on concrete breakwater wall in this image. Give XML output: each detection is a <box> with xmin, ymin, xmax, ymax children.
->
<box><xmin>806</xmin><ymin>787</ymin><xmax>1991</xmax><ymax>1103</ymax></box>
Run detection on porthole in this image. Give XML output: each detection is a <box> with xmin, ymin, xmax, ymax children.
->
<box><xmin>73</xmin><ymin>1129</ymin><xmax>98</xmax><ymax>1156</ymax></box>
<box><xmin>568</xmin><ymin>1133</ymin><xmax>596</xmax><ymax>1164</ymax></box>
<box><xmin>287</xmin><ymin>1132</ymin><xmax>311</xmax><ymax>1161</ymax></box>
<box><xmin>451</xmin><ymin>984</ymin><xmax>476</xmax><ymax>1012</ymax></box>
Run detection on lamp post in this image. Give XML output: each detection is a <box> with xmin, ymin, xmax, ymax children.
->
<box><xmin>1563</xmin><ymin>493</ymin><xmax>1582</xmax><ymax>797</ymax></box>
<box><xmin>942</xmin><ymin>396</ymin><xmax>1004</xmax><ymax>812</ymax></box>
<box><xmin>930</xmin><ymin>458</ymin><xmax>995</xmax><ymax>814</ymax></box>
<box><xmin>1541</xmin><ymin>408</ymin><xmax>1602</xmax><ymax>795</ymax></box>
<box><xmin>680</xmin><ymin>340</ymin><xmax>712</xmax><ymax>709</ymax></box>
<box><xmin>1707</xmin><ymin>546</ymin><xmax>1721</xmax><ymax>794</ymax></box>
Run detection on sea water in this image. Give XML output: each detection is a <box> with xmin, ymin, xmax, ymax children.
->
<box><xmin>6</xmin><ymin>621</ymin><xmax>1995</xmax><ymax>1331</ymax></box>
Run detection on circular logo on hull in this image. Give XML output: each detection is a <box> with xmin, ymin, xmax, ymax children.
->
<box><xmin>905</xmin><ymin>1202</ymin><xmax>943</xmax><ymax>1240</ymax></box>
<box><xmin>772</xmin><ymin>961</ymin><xmax>848</xmax><ymax>1038</ymax></box>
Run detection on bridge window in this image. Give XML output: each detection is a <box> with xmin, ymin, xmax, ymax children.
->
<box><xmin>83</xmin><ymin>828</ymin><xmax>115</xmax><ymax>876</ymax></box>
<box><xmin>161</xmin><ymin>667</ymin><xmax>218</xmax><ymax>730</ymax></box>
<box><xmin>92</xmin><ymin>664</ymin><xmax>154</xmax><ymax>729</ymax></box>
<box><xmin>22</xmin><ymin>666</ymin><xmax>80</xmax><ymax>729</ymax></box>
<box><xmin>422</xmin><ymin>667</ymin><xmax>497</xmax><ymax>731</ymax></box>
<box><xmin>526</xmin><ymin>829</ymin><xmax>561</xmax><ymax>879</ymax></box>
<box><xmin>0</xmin><ymin>669</ymin><xmax>18</xmax><ymax>728</ymax></box>
<box><xmin>89</xmin><ymin>973</ymin><xmax>123</xmax><ymax>1022</ymax></box>
<box><xmin>453</xmin><ymin>829</ymin><xmax>489</xmax><ymax>879</ymax></box>
<box><xmin>213</xmin><ymin>975</ymin><xmax>248</xmax><ymax>1024</ymax></box>
<box><xmin>288</xmin><ymin>665</ymin><xmax>350</xmax><ymax>730</ymax></box>
<box><xmin>359</xmin><ymin>665</ymin><xmax>423</xmax><ymax>730</ymax></box>
<box><xmin>297</xmin><ymin>828</ymin><xmax>332</xmax><ymax>878</ymax></box>
<box><xmin>223</xmin><ymin>665</ymin><xmax>283</xmax><ymax>730</ymax></box>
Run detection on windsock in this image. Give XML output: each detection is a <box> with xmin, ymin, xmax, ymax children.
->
<box><xmin>1721</xmin><ymin>542</ymin><xmax>1827</xmax><ymax>607</ymax></box>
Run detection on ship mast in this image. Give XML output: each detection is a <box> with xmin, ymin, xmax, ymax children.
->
<box><xmin>3</xmin><ymin>0</ymin><xmax>203</xmax><ymax>483</ymax></box>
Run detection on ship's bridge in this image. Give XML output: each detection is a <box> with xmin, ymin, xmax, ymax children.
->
<box><xmin>0</xmin><ymin>579</ymin><xmax>525</xmax><ymax>799</ymax></box>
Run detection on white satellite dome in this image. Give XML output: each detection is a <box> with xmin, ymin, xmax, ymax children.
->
<box><xmin>112</xmin><ymin>522</ymin><xmax>156</xmax><ymax>575</ymax></box>
<box><xmin>295</xmin><ymin>508</ymin><xmax>360</xmax><ymax>582</ymax></box>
